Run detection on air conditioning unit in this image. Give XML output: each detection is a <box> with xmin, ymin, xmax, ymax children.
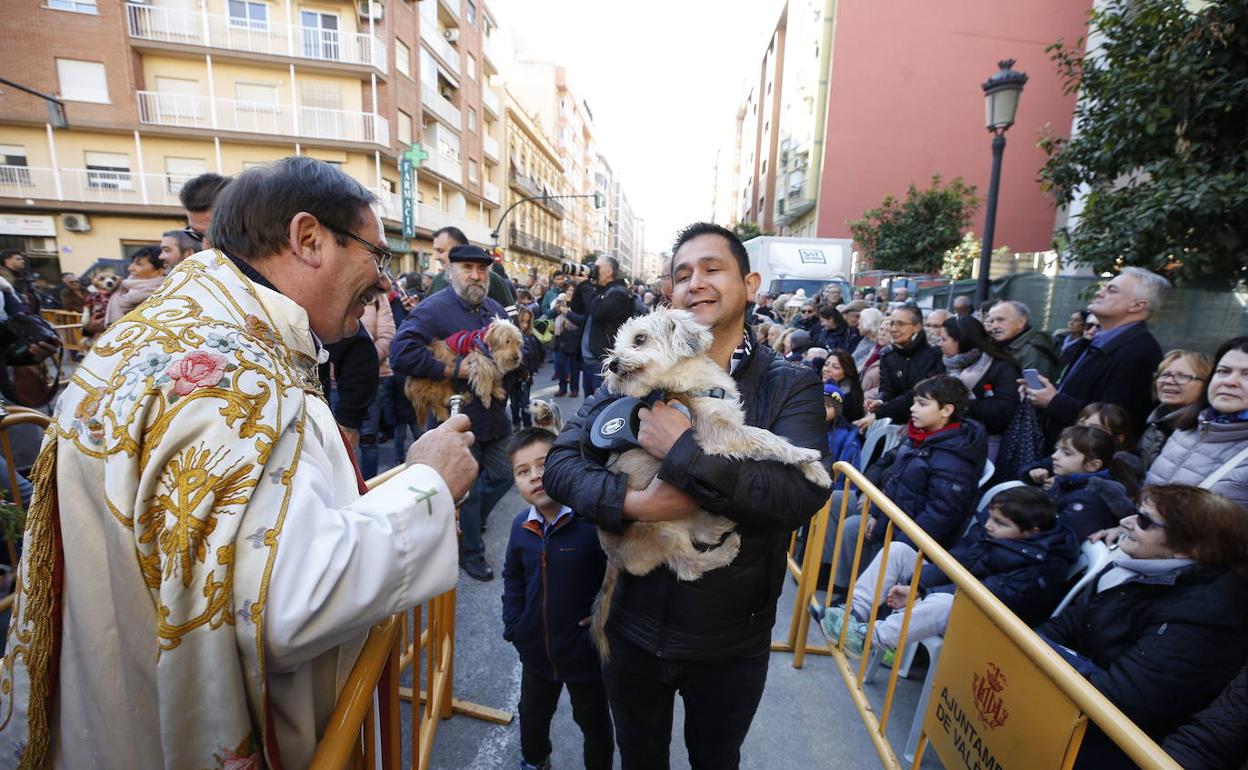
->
<box><xmin>356</xmin><ymin>0</ymin><xmax>383</xmax><ymax>20</ymax></box>
<box><xmin>443</xmin><ymin>28</ymin><xmax>459</xmax><ymax>44</ymax></box>
<box><xmin>61</xmin><ymin>213</ymin><xmax>91</xmax><ymax>232</ymax></box>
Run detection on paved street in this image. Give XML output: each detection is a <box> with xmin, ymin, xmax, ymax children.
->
<box><xmin>383</xmin><ymin>360</ymin><xmax>944</xmax><ymax>769</ymax></box>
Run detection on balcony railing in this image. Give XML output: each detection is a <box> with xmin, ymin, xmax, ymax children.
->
<box><xmin>136</xmin><ymin>90</ymin><xmax>389</xmax><ymax>145</ymax></box>
<box><xmin>371</xmin><ymin>188</ymin><xmax>401</xmax><ymax>220</ymax></box>
<box><xmin>482</xmin><ymin>134</ymin><xmax>500</xmax><ymax>162</ymax></box>
<box><xmin>423</xmin><ymin>150</ymin><xmax>462</xmax><ymax>183</ymax></box>
<box><xmin>508</xmin><ymin>166</ymin><xmax>541</xmax><ymax>199</ymax></box>
<box><xmin>419</xmin><ymin>22</ymin><xmax>460</xmax><ymax>74</ymax></box>
<box><xmin>125</xmin><ymin>3</ymin><xmax>386</xmax><ymax>73</ymax></box>
<box><xmin>421</xmin><ymin>88</ymin><xmax>461</xmax><ymax>128</ymax></box>
<box><xmin>482</xmin><ymin>35</ymin><xmax>498</xmax><ymax>69</ymax></box>
<box><xmin>436</xmin><ymin>0</ymin><xmax>459</xmax><ymax>22</ymax></box>
<box><xmin>482</xmin><ymin>88</ymin><xmax>500</xmax><ymax>118</ymax></box>
<box><xmin>508</xmin><ymin>227</ymin><xmax>564</xmax><ymax>260</ymax></box>
<box><xmin>0</xmin><ymin>165</ymin><xmax>194</xmax><ymax>207</ymax></box>
<box><xmin>482</xmin><ymin>181</ymin><xmax>500</xmax><ymax>205</ymax></box>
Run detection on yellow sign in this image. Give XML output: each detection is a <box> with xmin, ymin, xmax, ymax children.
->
<box><xmin>921</xmin><ymin>594</ymin><xmax>1088</xmax><ymax>770</ymax></box>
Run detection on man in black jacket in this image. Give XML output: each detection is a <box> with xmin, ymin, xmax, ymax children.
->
<box><xmin>857</xmin><ymin>305</ymin><xmax>943</xmax><ymax>430</ymax></box>
<box><xmin>544</xmin><ymin>223</ymin><xmax>828</xmax><ymax>769</ymax></box>
<box><xmin>1024</xmin><ymin>267</ymin><xmax>1168</xmax><ymax>444</ymax></box>
<box><xmin>570</xmin><ymin>255</ymin><xmax>632</xmax><ymax>395</ymax></box>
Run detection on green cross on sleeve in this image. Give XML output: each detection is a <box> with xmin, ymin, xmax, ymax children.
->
<box><xmin>409</xmin><ymin>485</ymin><xmax>439</xmax><ymax>516</ymax></box>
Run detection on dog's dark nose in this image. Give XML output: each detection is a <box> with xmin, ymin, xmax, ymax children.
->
<box><xmin>608</xmin><ymin>359</ymin><xmax>619</xmax><ymax>373</ymax></box>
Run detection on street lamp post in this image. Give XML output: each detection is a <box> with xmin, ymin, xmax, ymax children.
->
<box><xmin>975</xmin><ymin>59</ymin><xmax>1028</xmax><ymax>306</ymax></box>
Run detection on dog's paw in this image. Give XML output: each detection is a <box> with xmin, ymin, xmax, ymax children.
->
<box><xmin>801</xmin><ymin>460</ymin><xmax>833</xmax><ymax>488</ymax></box>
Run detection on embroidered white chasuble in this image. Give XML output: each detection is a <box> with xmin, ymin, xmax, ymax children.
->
<box><xmin>0</xmin><ymin>251</ymin><xmax>459</xmax><ymax>769</ymax></box>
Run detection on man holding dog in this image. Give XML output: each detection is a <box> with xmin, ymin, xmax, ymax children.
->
<box><xmin>391</xmin><ymin>243</ymin><xmax>515</xmax><ymax>582</ymax></box>
<box><xmin>545</xmin><ymin>222</ymin><xmax>828</xmax><ymax>768</ymax></box>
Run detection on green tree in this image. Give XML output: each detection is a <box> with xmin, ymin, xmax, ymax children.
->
<box><xmin>848</xmin><ymin>175</ymin><xmax>979</xmax><ymax>274</ymax></box>
<box><xmin>940</xmin><ymin>232</ymin><xmax>1009</xmax><ymax>281</ymax></box>
<box><xmin>1040</xmin><ymin>0</ymin><xmax>1248</xmax><ymax>286</ymax></box>
<box><xmin>732</xmin><ymin>221</ymin><xmax>763</xmax><ymax>241</ymax></box>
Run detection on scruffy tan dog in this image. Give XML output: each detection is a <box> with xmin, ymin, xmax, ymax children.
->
<box><xmin>404</xmin><ymin>317</ymin><xmax>523</xmax><ymax>424</ymax></box>
<box><xmin>590</xmin><ymin>308</ymin><xmax>831</xmax><ymax>658</ymax></box>
<box><xmin>527</xmin><ymin>398</ymin><xmax>564</xmax><ymax>434</ymax></box>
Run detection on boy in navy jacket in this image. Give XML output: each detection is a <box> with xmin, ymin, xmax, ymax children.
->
<box><xmin>822</xmin><ymin>485</ymin><xmax>1076</xmax><ymax>654</ymax></box>
<box><xmin>501</xmin><ymin>429</ymin><xmax>612</xmax><ymax>770</ymax></box>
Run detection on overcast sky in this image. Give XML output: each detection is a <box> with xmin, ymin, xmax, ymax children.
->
<box><xmin>492</xmin><ymin>0</ymin><xmax>785</xmax><ymax>254</ymax></box>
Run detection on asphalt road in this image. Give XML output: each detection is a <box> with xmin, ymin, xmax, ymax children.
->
<box><xmin>382</xmin><ymin>363</ymin><xmax>945</xmax><ymax>770</ymax></box>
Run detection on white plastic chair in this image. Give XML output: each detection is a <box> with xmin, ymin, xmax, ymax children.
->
<box><xmin>976</xmin><ymin>480</ymin><xmax>1027</xmax><ymax>514</ymax></box>
<box><xmin>978</xmin><ymin>459</ymin><xmax>995</xmax><ymax>488</ymax></box>
<box><xmin>1051</xmin><ymin>541</ymin><xmax>1113</xmax><ymax>618</ymax></box>
<box><xmin>857</xmin><ymin>417</ymin><xmax>894</xmax><ymax>471</ymax></box>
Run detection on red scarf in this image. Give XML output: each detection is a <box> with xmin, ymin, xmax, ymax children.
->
<box><xmin>906</xmin><ymin>421</ymin><xmax>961</xmax><ymax>447</ymax></box>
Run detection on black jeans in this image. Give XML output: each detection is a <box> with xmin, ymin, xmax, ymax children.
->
<box><xmin>600</xmin><ymin>630</ymin><xmax>770</xmax><ymax>769</ymax></box>
<box><xmin>518</xmin><ymin>665</ymin><xmax>614</xmax><ymax>770</ymax></box>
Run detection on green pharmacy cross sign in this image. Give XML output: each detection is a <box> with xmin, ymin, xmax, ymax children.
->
<box><xmin>400</xmin><ymin>142</ymin><xmax>429</xmax><ymax>239</ymax></box>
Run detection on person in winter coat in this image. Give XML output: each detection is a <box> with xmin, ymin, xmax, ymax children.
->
<box><xmin>937</xmin><ymin>314</ymin><xmax>1021</xmax><ymax>453</ymax></box>
<box><xmin>830</xmin><ymin>376</ymin><xmax>988</xmax><ymax>592</ymax></box>
<box><xmin>822</xmin><ymin>383</ymin><xmax>862</xmax><ymax>472</ymax></box>
<box><xmin>863</xmin><ymin>375</ymin><xmax>988</xmax><ymax>549</ymax></box>
<box><xmin>984</xmin><ymin>300</ymin><xmax>1061</xmax><ymax>382</ymax></box>
<box><xmin>852</xmin><ymin>307</ymin><xmax>885</xmax><ymax>370</ymax></box>
<box><xmin>790</xmin><ymin>298</ymin><xmax>818</xmax><ymax>331</ymax></box>
<box><xmin>1136</xmin><ymin>350</ymin><xmax>1211</xmax><ymax>470</ymax></box>
<box><xmin>859</xmin><ymin>305</ymin><xmax>944</xmax><ymax>428</ymax></box>
<box><xmin>358</xmin><ymin>291</ymin><xmax>397</xmax><ymax>479</ymax></box>
<box><xmin>820</xmin><ymin>486</ymin><xmax>1076</xmax><ymax>654</ymax></box>
<box><xmin>505</xmin><ymin>307</ymin><xmax>545</xmax><ymax>429</ymax></box>
<box><xmin>1146</xmin><ymin>336</ymin><xmax>1248</xmax><ymax>510</ymax></box>
<box><xmin>812</xmin><ymin>305</ymin><xmax>851</xmax><ymax>352</ymax></box>
<box><xmin>543</xmin><ymin>222</ymin><xmax>828</xmax><ymax>769</ymax></box>
<box><xmin>549</xmin><ymin>294</ymin><xmax>583</xmax><ymax>398</ymax></box>
<box><xmin>567</xmin><ymin>255</ymin><xmax>632</xmax><ymax>395</ymax></box>
<box><xmin>501</xmin><ymin>429</ymin><xmax>613</xmax><ymax>770</ymax></box>
<box><xmin>1163</xmin><ymin>665</ymin><xmax>1248</xmax><ymax>770</ymax></box>
<box><xmin>1024</xmin><ymin>268</ymin><xmax>1168</xmax><ymax>445</ymax></box>
<box><xmin>822</xmin><ymin>349</ymin><xmax>865</xmax><ymax>423</ymax></box>
<box><xmin>1026</xmin><ymin>425</ymin><xmax>1136</xmax><ymax>540</ymax></box>
<box><xmin>1036</xmin><ymin>484</ymin><xmax>1248</xmax><ymax>770</ymax></box>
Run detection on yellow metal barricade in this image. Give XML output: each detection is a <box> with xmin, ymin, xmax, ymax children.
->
<box><xmin>311</xmin><ymin>462</ymin><xmax>512</xmax><ymax>770</ymax></box>
<box><xmin>774</xmin><ymin>461</ymin><xmax>1182</xmax><ymax>770</ymax></box>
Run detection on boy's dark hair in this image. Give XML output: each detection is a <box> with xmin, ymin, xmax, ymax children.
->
<box><xmin>988</xmin><ymin>486</ymin><xmax>1056</xmax><ymax>532</ymax></box>
<box><xmin>432</xmin><ymin>226</ymin><xmax>468</xmax><ymax>245</ymax></box>
<box><xmin>1057</xmin><ymin>423</ymin><xmax>1140</xmax><ymax>495</ymax></box>
<box><xmin>1077</xmin><ymin>402</ymin><xmax>1134</xmax><ymax>449</ymax></box>
<box><xmin>911</xmin><ymin>375</ymin><xmax>970</xmax><ymax>422</ymax></box>
<box><xmin>670</xmin><ymin>222</ymin><xmax>750</xmax><ymax>277</ymax></box>
<box><xmin>130</xmin><ymin>246</ymin><xmax>164</xmax><ymax>272</ymax></box>
<box><xmin>818</xmin><ymin>305</ymin><xmax>846</xmax><ymax>326</ymax></box>
<box><xmin>179</xmin><ymin>172</ymin><xmax>231</xmax><ymax>213</ymax></box>
<box><xmin>506</xmin><ymin>427</ymin><xmax>554</xmax><ymax>461</ymax></box>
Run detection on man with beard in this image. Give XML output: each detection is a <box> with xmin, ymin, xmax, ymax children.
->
<box><xmin>391</xmin><ymin>244</ymin><xmax>514</xmax><ymax>581</ymax></box>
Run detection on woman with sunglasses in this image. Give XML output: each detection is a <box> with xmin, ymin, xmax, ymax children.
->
<box><xmin>1036</xmin><ymin>484</ymin><xmax>1248</xmax><ymax>769</ymax></box>
<box><xmin>1145</xmin><ymin>336</ymin><xmax>1248</xmax><ymax>510</ymax></box>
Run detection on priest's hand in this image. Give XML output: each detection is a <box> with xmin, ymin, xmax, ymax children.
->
<box><xmin>406</xmin><ymin>414</ymin><xmax>478</xmax><ymax>501</ymax></box>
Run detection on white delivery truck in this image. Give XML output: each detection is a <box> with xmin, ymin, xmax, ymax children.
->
<box><xmin>742</xmin><ymin>236</ymin><xmax>855</xmax><ymax>301</ymax></box>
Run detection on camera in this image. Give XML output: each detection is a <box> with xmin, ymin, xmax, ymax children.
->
<box><xmin>560</xmin><ymin>260</ymin><xmax>591</xmax><ymax>279</ymax></box>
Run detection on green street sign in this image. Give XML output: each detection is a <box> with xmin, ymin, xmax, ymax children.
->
<box><xmin>400</xmin><ymin>158</ymin><xmax>415</xmax><ymax>239</ymax></box>
<box><xmin>404</xmin><ymin>142</ymin><xmax>430</xmax><ymax>168</ymax></box>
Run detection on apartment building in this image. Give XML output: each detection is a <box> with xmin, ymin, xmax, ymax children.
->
<box><xmin>723</xmin><ymin>0</ymin><xmax>1093</xmax><ymax>253</ymax></box>
<box><xmin>0</xmin><ymin>0</ymin><xmax>501</xmax><ymax>278</ymax></box>
<box><xmin>501</xmin><ymin>87</ymin><xmax>566</xmax><ymax>278</ymax></box>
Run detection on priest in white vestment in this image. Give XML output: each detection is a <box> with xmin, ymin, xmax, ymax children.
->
<box><xmin>0</xmin><ymin>157</ymin><xmax>477</xmax><ymax>770</ymax></box>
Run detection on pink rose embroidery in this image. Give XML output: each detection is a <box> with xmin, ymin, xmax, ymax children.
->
<box><xmin>165</xmin><ymin>351</ymin><xmax>228</xmax><ymax>396</ymax></box>
<box><xmin>214</xmin><ymin>744</ymin><xmax>261</xmax><ymax>770</ymax></box>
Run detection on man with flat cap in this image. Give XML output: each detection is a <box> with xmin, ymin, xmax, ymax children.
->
<box><xmin>391</xmin><ymin>244</ymin><xmax>513</xmax><ymax>580</ymax></box>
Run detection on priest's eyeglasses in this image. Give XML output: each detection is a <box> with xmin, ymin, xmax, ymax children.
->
<box><xmin>328</xmin><ymin>225</ymin><xmax>393</xmax><ymax>273</ymax></box>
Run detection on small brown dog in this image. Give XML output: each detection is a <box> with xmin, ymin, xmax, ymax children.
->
<box><xmin>405</xmin><ymin>317</ymin><xmax>523</xmax><ymax>423</ymax></box>
<box><xmin>527</xmin><ymin>398</ymin><xmax>564</xmax><ymax>434</ymax></box>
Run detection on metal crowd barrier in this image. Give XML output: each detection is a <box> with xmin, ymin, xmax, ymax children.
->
<box><xmin>310</xmin><ymin>463</ymin><xmax>512</xmax><ymax>770</ymax></box>
<box><xmin>773</xmin><ymin>461</ymin><xmax>1182</xmax><ymax>770</ymax></box>
<box><xmin>0</xmin><ymin>404</ymin><xmax>51</xmax><ymax>613</ymax></box>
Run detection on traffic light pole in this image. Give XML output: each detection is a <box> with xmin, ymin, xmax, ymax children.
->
<box><xmin>491</xmin><ymin>192</ymin><xmax>603</xmax><ymax>248</ymax></box>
